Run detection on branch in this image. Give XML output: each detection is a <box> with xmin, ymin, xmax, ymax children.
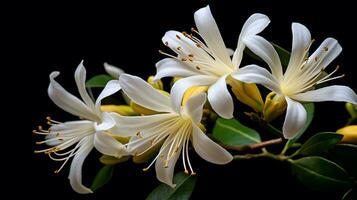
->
<box><xmin>219</xmin><ymin>138</ymin><xmax>283</xmax><ymax>151</ymax></box>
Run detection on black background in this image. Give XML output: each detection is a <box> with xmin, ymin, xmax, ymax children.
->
<box><xmin>6</xmin><ymin>0</ymin><xmax>357</xmax><ymax>199</ymax></box>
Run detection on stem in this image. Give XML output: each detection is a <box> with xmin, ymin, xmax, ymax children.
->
<box><xmin>233</xmin><ymin>150</ymin><xmax>288</xmax><ymax>161</ymax></box>
<box><xmin>221</xmin><ymin>138</ymin><xmax>283</xmax><ymax>152</ymax></box>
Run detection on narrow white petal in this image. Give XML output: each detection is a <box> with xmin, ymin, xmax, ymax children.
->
<box><xmin>191</xmin><ymin>124</ymin><xmax>232</xmax><ymax>164</ymax></box>
<box><xmin>94</xmin><ymin>132</ymin><xmax>128</xmax><ymax>158</ymax></box>
<box><xmin>233</xmin><ymin>13</ymin><xmax>270</xmax><ymax>67</ymax></box>
<box><xmin>286</xmin><ymin>23</ymin><xmax>311</xmax><ymax>73</ymax></box>
<box><xmin>95</xmin><ymin>80</ymin><xmax>121</xmax><ymax>113</ymax></box>
<box><xmin>283</xmin><ymin>97</ymin><xmax>307</xmax><ymax>139</ymax></box>
<box><xmin>75</xmin><ymin>61</ymin><xmax>95</xmax><ymax>110</ymax></box>
<box><xmin>227</xmin><ymin>48</ymin><xmax>234</xmax><ymax>56</ymax></box>
<box><xmin>194</xmin><ymin>6</ymin><xmax>231</xmax><ymax>65</ymax></box>
<box><xmin>243</xmin><ymin>35</ymin><xmax>283</xmax><ymax>81</ymax></box>
<box><xmin>154</xmin><ymin>58</ymin><xmax>199</xmax><ymax>81</ymax></box>
<box><xmin>231</xmin><ymin>65</ymin><xmax>281</xmax><ymax>93</ymax></box>
<box><xmin>48</xmin><ymin>72</ymin><xmax>99</xmax><ymax>122</ymax></box>
<box><xmin>207</xmin><ymin>75</ymin><xmax>234</xmax><ymax>119</ymax></box>
<box><xmin>292</xmin><ymin>85</ymin><xmax>357</xmax><ymax>104</ymax></box>
<box><xmin>170</xmin><ymin>75</ymin><xmax>216</xmax><ymax>114</ymax></box>
<box><xmin>119</xmin><ymin>74</ymin><xmax>172</xmax><ymax>113</ymax></box>
<box><xmin>183</xmin><ymin>93</ymin><xmax>207</xmax><ymax>123</ymax></box>
<box><xmin>104</xmin><ymin>62</ymin><xmax>124</xmax><ymax>79</ymax></box>
<box><xmin>68</xmin><ymin>137</ymin><xmax>93</xmax><ymax>194</ymax></box>
<box><xmin>306</xmin><ymin>38</ymin><xmax>342</xmax><ymax>70</ymax></box>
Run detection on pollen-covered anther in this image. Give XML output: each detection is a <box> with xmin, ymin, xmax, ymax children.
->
<box><xmin>176</xmin><ymin>34</ymin><xmax>181</xmax><ymax>40</ymax></box>
<box><xmin>176</xmin><ymin>46</ymin><xmax>181</xmax><ymax>50</ymax></box>
<box><xmin>324</xmin><ymin>46</ymin><xmax>329</xmax><ymax>51</ymax></box>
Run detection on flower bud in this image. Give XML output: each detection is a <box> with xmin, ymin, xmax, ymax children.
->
<box><xmin>346</xmin><ymin>102</ymin><xmax>357</xmax><ymax>119</ymax></box>
<box><xmin>263</xmin><ymin>92</ymin><xmax>287</xmax><ymax>122</ymax></box>
<box><xmin>147</xmin><ymin>76</ymin><xmax>164</xmax><ymax>90</ymax></box>
<box><xmin>337</xmin><ymin>125</ymin><xmax>357</xmax><ymax>144</ymax></box>
<box><xmin>182</xmin><ymin>86</ymin><xmax>208</xmax><ymax>105</ymax></box>
<box><xmin>101</xmin><ymin>105</ymin><xmax>138</xmax><ymax>116</ymax></box>
<box><xmin>227</xmin><ymin>77</ymin><xmax>264</xmax><ymax>112</ymax></box>
<box><xmin>170</xmin><ymin>77</ymin><xmax>182</xmax><ymax>88</ymax></box>
<box><xmin>130</xmin><ymin>90</ymin><xmax>170</xmax><ymax>115</ymax></box>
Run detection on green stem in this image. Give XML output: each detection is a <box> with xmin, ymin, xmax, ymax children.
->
<box><xmin>220</xmin><ymin>138</ymin><xmax>283</xmax><ymax>152</ymax></box>
<box><xmin>233</xmin><ymin>150</ymin><xmax>288</xmax><ymax>161</ymax></box>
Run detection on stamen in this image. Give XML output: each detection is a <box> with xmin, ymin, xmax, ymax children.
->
<box><xmin>164</xmin><ymin>41</ymin><xmax>168</xmax><ymax>46</ymax></box>
<box><xmin>176</xmin><ymin>34</ymin><xmax>181</xmax><ymax>40</ymax></box>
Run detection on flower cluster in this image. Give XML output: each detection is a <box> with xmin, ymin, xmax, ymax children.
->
<box><xmin>34</xmin><ymin>5</ymin><xmax>357</xmax><ymax>196</ymax></box>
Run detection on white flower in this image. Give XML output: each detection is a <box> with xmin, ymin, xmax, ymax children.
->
<box><xmin>155</xmin><ymin>5</ymin><xmax>270</xmax><ymax>118</ymax></box>
<box><xmin>34</xmin><ymin>61</ymin><xmax>128</xmax><ymax>194</ymax></box>
<box><xmin>233</xmin><ymin>23</ymin><xmax>357</xmax><ymax>139</ymax></box>
<box><xmin>112</xmin><ymin>74</ymin><xmax>232</xmax><ymax>187</ymax></box>
<box><xmin>104</xmin><ymin>62</ymin><xmax>124</xmax><ymax>79</ymax></box>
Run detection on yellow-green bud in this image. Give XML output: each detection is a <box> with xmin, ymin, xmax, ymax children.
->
<box><xmin>147</xmin><ymin>76</ymin><xmax>164</xmax><ymax>90</ymax></box>
<box><xmin>130</xmin><ymin>89</ymin><xmax>170</xmax><ymax>115</ymax></box>
<box><xmin>263</xmin><ymin>92</ymin><xmax>287</xmax><ymax>122</ymax></box>
<box><xmin>170</xmin><ymin>77</ymin><xmax>182</xmax><ymax>88</ymax></box>
<box><xmin>182</xmin><ymin>86</ymin><xmax>208</xmax><ymax>105</ymax></box>
<box><xmin>227</xmin><ymin>76</ymin><xmax>264</xmax><ymax>113</ymax></box>
<box><xmin>100</xmin><ymin>154</ymin><xmax>130</xmax><ymax>165</ymax></box>
<box><xmin>101</xmin><ymin>105</ymin><xmax>138</xmax><ymax>116</ymax></box>
<box><xmin>346</xmin><ymin>103</ymin><xmax>357</xmax><ymax>119</ymax></box>
<box><xmin>337</xmin><ymin>125</ymin><xmax>357</xmax><ymax>144</ymax></box>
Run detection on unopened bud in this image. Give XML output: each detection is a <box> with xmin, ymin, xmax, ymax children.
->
<box><xmin>263</xmin><ymin>92</ymin><xmax>287</xmax><ymax>122</ymax></box>
<box><xmin>337</xmin><ymin>125</ymin><xmax>357</xmax><ymax>144</ymax></box>
<box><xmin>147</xmin><ymin>76</ymin><xmax>164</xmax><ymax>90</ymax></box>
<box><xmin>101</xmin><ymin>105</ymin><xmax>138</xmax><ymax>116</ymax></box>
<box><xmin>346</xmin><ymin>103</ymin><xmax>357</xmax><ymax>119</ymax></box>
<box><xmin>182</xmin><ymin>86</ymin><xmax>208</xmax><ymax>105</ymax></box>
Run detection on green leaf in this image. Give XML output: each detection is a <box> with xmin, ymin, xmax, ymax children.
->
<box><xmin>90</xmin><ymin>165</ymin><xmax>114</xmax><ymax>191</ymax></box>
<box><xmin>287</xmin><ymin>103</ymin><xmax>315</xmax><ymax>147</ymax></box>
<box><xmin>146</xmin><ymin>172</ymin><xmax>197</xmax><ymax>200</ymax></box>
<box><xmin>290</xmin><ymin>156</ymin><xmax>351</xmax><ymax>191</ymax></box>
<box><xmin>212</xmin><ymin>118</ymin><xmax>261</xmax><ymax>146</ymax></box>
<box><xmin>327</xmin><ymin>144</ymin><xmax>357</xmax><ymax>178</ymax></box>
<box><xmin>86</xmin><ymin>74</ymin><xmax>113</xmax><ymax>88</ymax></box>
<box><xmin>297</xmin><ymin>132</ymin><xmax>343</xmax><ymax>156</ymax></box>
<box><xmin>272</xmin><ymin>42</ymin><xmax>290</xmax><ymax>68</ymax></box>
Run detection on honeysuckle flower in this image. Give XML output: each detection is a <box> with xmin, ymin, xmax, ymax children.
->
<box><xmin>155</xmin><ymin>5</ymin><xmax>270</xmax><ymax>118</ymax></box>
<box><xmin>104</xmin><ymin>62</ymin><xmax>124</xmax><ymax>78</ymax></box>
<box><xmin>111</xmin><ymin>74</ymin><xmax>232</xmax><ymax>187</ymax></box>
<box><xmin>233</xmin><ymin>23</ymin><xmax>357</xmax><ymax>139</ymax></box>
<box><xmin>34</xmin><ymin>62</ymin><xmax>128</xmax><ymax>194</ymax></box>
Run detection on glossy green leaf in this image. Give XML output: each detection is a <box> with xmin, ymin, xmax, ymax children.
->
<box><xmin>90</xmin><ymin>165</ymin><xmax>114</xmax><ymax>191</ymax></box>
<box><xmin>146</xmin><ymin>172</ymin><xmax>197</xmax><ymax>200</ymax></box>
<box><xmin>212</xmin><ymin>118</ymin><xmax>261</xmax><ymax>146</ymax></box>
<box><xmin>287</xmin><ymin>103</ymin><xmax>315</xmax><ymax>147</ymax></box>
<box><xmin>327</xmin><ymin>144</ymin><xmax>357</xmax><ymax>178</ymax></box>
<box><xmin>272</xmin><ymin>42</ymin><xmax>290</xmax><ymax>68</ymax></box>
<box><xmin>290</xmin><ymin>156</ymin><xmax>351</xmax><ymax>191</ymax></box>
<box><xmin>86</xmin><ymin>74</ymin><xmax>113</xmax><ymax>88</ymax></box>
<box><xmin>298</xmin><ymin>132</ymin><xmax>343</xmax><ymax>156</ymax></box>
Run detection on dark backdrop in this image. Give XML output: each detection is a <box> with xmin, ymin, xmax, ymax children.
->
<box><xmin>7</xmin><ymin>0</ymin><xmax>356</xmax><ymax>199</ymax></box>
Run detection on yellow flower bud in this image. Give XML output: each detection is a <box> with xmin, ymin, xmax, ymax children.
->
<box><xmin>263</xmin><ymin>92</ymin><xmax>287</xmax><ymax>122</ymax></box>
<box><xmin>101</xmin><ymin>105</ymin><xmax>138</xmax><ymax>116</ymax></box>
<box><xmin>346</xmin><ymin>103</ymin><xmax>357</xmax><ymax>119</ymax></box>
<box><xmin>147</xmin><ymin>76</ymin><xmax>164</xmax><ymax>90</ymax></box>
<box><xmin>100</xmin><ymin>154</ymin><xmax>130</xmax><ymax>165</ymax></box>
<box><xmin>337</xmin><ymin>125</ymin><xmax>357</xmax><ymax>144</ymax></box>
<box><xmin>227</xmin><ymin>76</ymin><xmax>264</xmax><ymax>112</ymax></box>
<box><xmin>130</xmin><ymin>90</ymin><xmax>170</xmax><ymax>115</ymax></box>
<box><xmin>182</xmin><ymin>86</ymin><xmax>208</xmax><ymax>105</ymax></box>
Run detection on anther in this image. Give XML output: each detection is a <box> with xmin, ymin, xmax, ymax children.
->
<box><xmin>188</xmin><ymin>54</ymin><xmax>194</xmax><ymax>57</ymax></box>
<box><xmin>176</xmin><ymin>46</ymin><xmax>181</xmax><ymax>50</ymax></box>
<box><xmin>181</xmin><ymin>58</ymin><xmax>187</xmax><ymax>62</ymax></box>
<box><xmin>196</xmin><ymin>43</ymin><xmax>201</xmax><ymax>48</ymax></box>
<box><xmin>176</xmin><ymin>35</ymin><xmax>181</xmax><ymax>39</ymax></box>
<box><xmin>164</xmin><ymin>41</ymin><xmax>168</xmax><ymax>46</ymax></box>
<box><xmin>196</xmin><ymin>66</ymin><xmax>201</xmax><ymax>70</ymax></box>
<box><xmin>324</xmin><ymin>47</ymin><xmax>329</xmax><ymax>51</ymax></box>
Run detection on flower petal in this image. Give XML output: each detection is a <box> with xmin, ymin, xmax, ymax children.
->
<box><xmin>283</xmin><ymin>97</ymin><xmax>307</xmax><ymax>139</ymax></box>
<box><xmin>243</xmin><ymin>35</ymin><xmax>283</xmax><ymax>81</ymax></box>
<box><xmin>154</xmin><ymin>58</ymin><xmax>199</xmax><ymax>81</ymax></box>
<box><xmin>194</xmin><ymin>6</ymin><xmax>231</xmax><ymax>66</ymax></box>
<box><xmin>104</xmin><ymin>62</ymin><xmax>124</xmax><ymax>79</ymax></box>
<box><xmin>94</xmin><ymin>112</ymin><xmax>116</xmax><ymax>131</ymax></box>
<box><xmin>183</xmin><ymin>93</ymin><xmax>207</xmax><ymax>123</ymax></box>
<box><xmin>170</xmin><ymin>75</ymin><xmax>216</xmax><ymax>113</ymax></box>
<box><xmin>68</xmin><ymin>137</ymin><xmax>93</xmax><ymax>194</ymax></box>
<box><xmin>231</xmin><ymin>65</ymin><xmax>281</xmax><ymax>94</ymax></box>
<box><xmin>75</xmin><ymin>61</ymin><xmax>95</xmax><ymax>110</ymax></box>
<box><xmin>94</xmin><ymin>131</ymin><xmax>128</xmax><ymax>158</ymax></box>
<box><xmin>95</xmin><ymin>80</ymin><xmax>121</xmax><ymax>113</ymax></box>
<box><xmin>292</xmin><ymin>85</ymin><xmax>357</xmax><ymax>104</ymax></box>
<box><xmin>233</xmin><ymin>13</ymin><xmax>270</xmax><ymax>67</ymax></box>
<box><xmin>48</xmin><ymin>72</ymin><xmax>99</xmax><ymax>122</ymax></box>
<box><xmin>119</xmin><ymin>74</ymin><xmax>172</xmax><ymax>113</ymax></box>
<box><xmin>191</xmin><ymin>124</ymin><xmax>232</xmax><ymax>164</ymax></box>
<box><xmin>208</xmin><ymin>75</ymin><xmax>234</xmax><ymax>119</ymax></box>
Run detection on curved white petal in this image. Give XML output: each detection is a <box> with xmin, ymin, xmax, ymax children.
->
<box><xmin>233</xmin><ymin>13</ymin><xmax>270</xmax><ymax>67</ymax></box>
<box><xmin>191</xmin><ymin>124</ymin><xmax>232</xmax><ymax>164</ymax></box>
<box><xmin>104</xmin><ymin>62</ymin><xmax>124</xmax><ymax>79</ymax></box>
<box><xmin>154</xmin><ymin>58</ymin><xmax>199</xmax><ymax>81</ymax></box>
<box><xmin>306</xmin><ymin>38</ymin><xmax>342</xmax><ymax>71</ymax></box>
<box><xmin>194</xmin><ymin>6</ymin><xmax>231</xmax><ymax>65</ymax></box>
<box><xmin>94</xmin><ymin>112</ymin><xmax>116</xmax><ymax>131</ymax></box>
<box><xmin>243</xmin><ymin>35</ymin><xmax>283</xmax><ymax>81</ymax></box>
<box><xmin>94</xmin><ymin>132</ymin><xmax>128</xmax><ymax>158</ymax></box>
<box><xmin>207</xmin><ymin>75</ymin><xmax>234</xmax><ymax>119</ymax></box>
<box><xmin>68</xmin><ymin>137</ymin><xmax>93</xmax><ymax>194</ymax></box>
<box><xmin>292</xmin><ymin>85</ymin><xmax>357</xmax><ymax>104</ymax></box>
<box><xmin>286</xmin><ymin>23</ymin><xmax>311</xmax><ymax>74</ymax></box>
<box><xmin>283</xmin><ymin>97</ymin><xmax>307</xmax><ymax>139</ymax></box>
<box><xmin>48</xmin><ymin>72</ymin><xmax>99</xmax><ymax>122</ymax></box>
<box><xmin>183</xmin><ymin>93</ymin><xmax>207</xmax><ymax>123</ymax></box>
<box><xmin>155</xmin><ymin>137</ymin><xmax>182</xmax><ymax>188</ymax></box>
<box><xmin>75</xmin><ymin>61</ymin><xmax>95</xmax><ymax>110</ymax></box>
<box><xmin>95</xmin><ymin>80</ymin><xmax>121</xmax><ymax>113</ymax></box>
<box><xmin>170</xmin><ymin>75</ymin><xmax>216</xmax><ymax>114</ymax></box>
<box><xmin>119</xmin><ymin>74</ymin><xmax>172</xmax><ymax>113</ymax></box>
<box><xmin>231</xmin><ymin>65</ymin><xmax>281</xmax><ymax>93</ymax></box>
